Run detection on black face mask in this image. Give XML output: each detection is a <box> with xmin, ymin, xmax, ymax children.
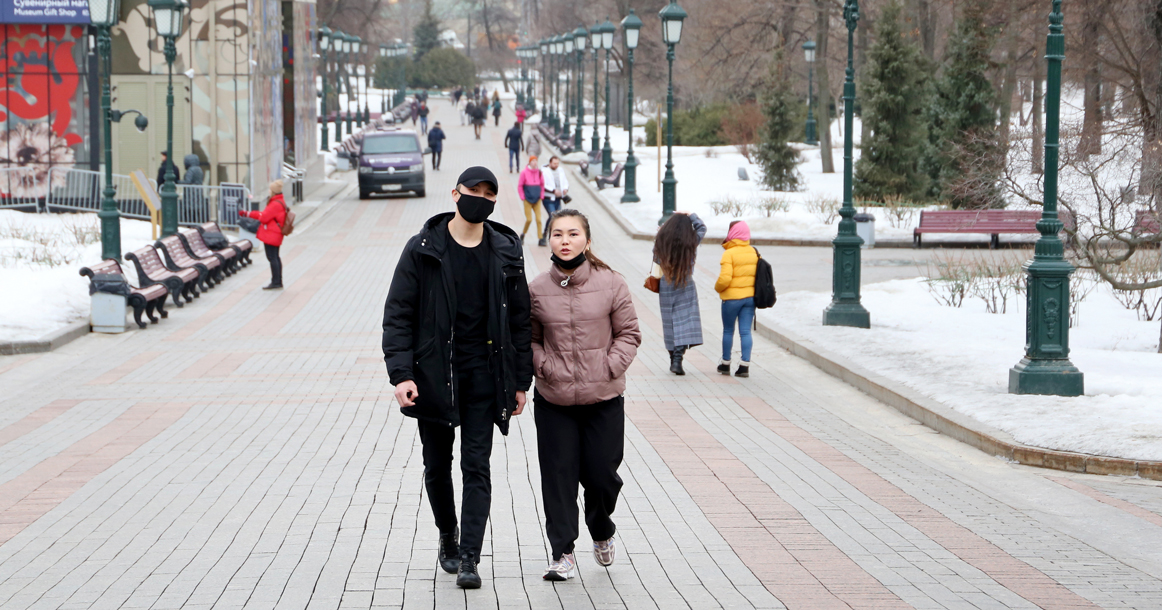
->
<box><xmin>455</xmin><ymin>190</ymin><xmax>496</xmax><ymax>223</ymax></box>
<box><xmin>552</xmin><ymin>251</ymin><xmax>586</xmax><ymax>270</ymax></box>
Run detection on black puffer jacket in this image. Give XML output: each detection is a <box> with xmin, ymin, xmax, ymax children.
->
<box><xmin>382</xmin><ymin>213</ymin><xmax>533</xmax><ymax>434</ymax></box>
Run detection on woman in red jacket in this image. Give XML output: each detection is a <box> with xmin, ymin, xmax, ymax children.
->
<box><xmin>240</xmin><ymin>179</ymin><xmax>288</xmax><ymax>290</ymax></box>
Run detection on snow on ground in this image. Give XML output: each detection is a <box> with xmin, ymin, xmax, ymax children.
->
<box><xmin>0</xmin><ymin>210</ymin><xmax>157</xmax><ymax>341</ymax></box>
<box><xmin>776</xmin><ymin>277</ymin><xmax>1162</xmax><ymax>461</ymax></box>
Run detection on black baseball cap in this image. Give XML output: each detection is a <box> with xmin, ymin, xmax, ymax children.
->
<box><xmin>456</xmin><ymin>166</ymin><xmax>498</xmax><ymax>193</ymax></box>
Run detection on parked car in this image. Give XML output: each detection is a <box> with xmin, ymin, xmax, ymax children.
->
<box><xmin>357</xmin><ymin>129</ymin><xmax>429</xmax><ymax>199</ymax></box>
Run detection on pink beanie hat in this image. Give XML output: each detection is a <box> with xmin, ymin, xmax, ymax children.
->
<box><xmin>726</xmin><ymin>221</ymin><xmax>751</xmax><ymax>243</ymax></box>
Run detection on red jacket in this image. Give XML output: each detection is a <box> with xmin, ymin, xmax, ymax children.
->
<box><xmin>243</xmin><ymin>194</ymin><xmax>287</xmax><ymax>246</ymax></box>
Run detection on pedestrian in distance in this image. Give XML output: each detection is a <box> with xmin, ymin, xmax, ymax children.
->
<box><xmin>156</xmin><ymin>151</ymin><xmax>180</xmax><ymax>187</ymax></box>
<box><xmin>473</xmin><ymin>85</ymin><xmax>480</xmax><ymax>99</ymax></box>
<box><xmin>427</xmin><ymin>121</ymin><xmax>446</xmax><ymax>170</ymax></box>
<box><xmin>180</xmin><ymin>153</ymin><xmax>206</xmax><ymax>221</ymax></box>
<box><xmin>491</xmin><ymin>97</ymin><xmax>502</xmax><ymax>126</ymax></box>
<box><xmin>515</xmin><ymin>104</ymin><xmax>527</xmax><ymax>132</ymax></box>
<box><xmin>419</xmin><ymin>102</ymin><xmax>430</xmax><ymax>135</ymax></box>
<box><xmin>471</xmin><ymin>103</ymin><xmax>486</xmax><ymax>139</ymax></box>
<box><xmin>527</xmin><ymin>132</ymin><xmax>542</xmax><ymax>159</ymax></box>
<box><xmin>239</xmin><ymin>179</ymin><xmax>292</xmax><ymax>290</ymax></box>
<box><xmin>653</xmin><ymin>212</ymin><xmax>707</xmax><ymax>375</ymax></box>
<box><xmin>382</xmin><ymin>166</ymin><xmax>532</xmax><ymax>590</ymax></box>
<box><xmin>517</xmin><ymin>156</ymin><xmax>545</xmax><ymax>246</ymax></box>
<box><xmin>529</xmin><ymin>208</ymin><xmax>641</xmax><ymax>581</ymax></box>
<box><xmin>463</xmin><ymin>100</ymin><xmax>474</xmax><ymax>127</ymax></box>
<box><xmin>714</xmin><ymin>220</ymin><xmax>758</xmax><ymax>378</ymax></box>
<box><xmin>410</xmin><ymin>99</ymin><xmax>419</xmax><ymax>125</ymax></box>
<box><xmin>505</xmin><ymin>122</ymin><xmax>524</xmax><ymax>173</ymax></box>
<box><xmin>540</xmin><ymin>156</ymin><xmax>568</xmax><ymax>241</ymax></box>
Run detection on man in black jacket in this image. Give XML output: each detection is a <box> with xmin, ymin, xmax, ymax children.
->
<box><xmin>156</xmin><ymin>151</ymin><xmax>179</xmax><ymax>187</ymax></box>
<box><xmin>504</xmin><ymin>123</ymin><xmax>523</xmax><ymax>173</ymax></box>
<box><xmin>382</xmin><ymin>166</ymin><xmax>532</xmax><ymax>590</ymax></box>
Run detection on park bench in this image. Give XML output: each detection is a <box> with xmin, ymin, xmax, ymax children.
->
<box><xmin>913</xmin><ymin>209</ymin><xmax>1074</xmax><ymax>249</ymax></box>
<box><xmin>180</xmin><ymin>227</ymin><xmax>239</xmax><ymax>276</ymax></box>
<box><xmin>79</xmin><ymin>259</ymin><xmax>169</xmax><ymax>329</ymax></box>
<box><xmin>595</xmin><ymin>163</ymin><xmax>626</xmax><ymax>190</ymax></box>
<box><xmin>157</xmin><ymin>235</ymin><xmax>222</xmax><ymax>290</ymax></box>
<box><xmin>124</xmin><ymin>245</ymin><xmax>199</xmax><ymax>307</ymax></box>
<box><xmin>196</xmin><ymin>222</ymin><xmax>253</xmax><ymax>266</ymax></box>
<box><xmin>1134</xmin><ymin>209</ymin><xmax>1161</xmax><ymax>236</ymax></box>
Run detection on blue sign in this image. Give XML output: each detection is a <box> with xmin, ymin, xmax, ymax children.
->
<box><xmin>1</xmin><ymin>0</ymin><xmax>91</xmax><ymax>24</ymax></box>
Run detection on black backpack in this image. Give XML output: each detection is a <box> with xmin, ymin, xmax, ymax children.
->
<box><xmin>752</xmin><ymin>247</ymin><xmax>776</xmax><ymax>308</ymax></box>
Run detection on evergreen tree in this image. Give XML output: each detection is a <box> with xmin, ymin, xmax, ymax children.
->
<box><xmin>412</xmin><ymin>0</ymin><xmax>442</xmax><ymax>63</ymax></box>
<box><xmin>754</xmin><ymin>50</ymin><xmax>802</xmax><ymax>192</ymax></box>
<box><xmin>923</xmin><ymin>3</ymin><xmax>1003</xmax><ymax>209</ymax></box>
<box><xmin>853</xmin><ymin>1</ymin><xmax>931</xmax><ymax>202</ymax></box>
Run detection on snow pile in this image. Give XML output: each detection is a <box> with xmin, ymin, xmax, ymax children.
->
<box><xmin>0</xmin><ymin>211</ymin><xmax>156</xmax><ymax>341</ymax></box>
<box><xmin>776</xmin><ymin>277</ymin><xmax>1162</xmax><ymax>460</ymax></box>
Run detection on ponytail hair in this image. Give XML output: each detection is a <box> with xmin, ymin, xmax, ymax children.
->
<box><xmin>547</xmin><ymin>208</ymin><xmax>613</xmax><ymax>272</ymax></box>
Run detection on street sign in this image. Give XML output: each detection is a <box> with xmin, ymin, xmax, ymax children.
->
<box><xmin>0</xmin><ymin>0</ymin><xmax>91</xmax><ymax>24</ymax></box>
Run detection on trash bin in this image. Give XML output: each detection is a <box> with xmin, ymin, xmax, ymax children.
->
<box><xmin>89</xmin><ymin>273</ymin><xmax>130</xmax><ymax>333</ymax></box>
<box><xmin>853</xmin><ymin>213</ymin><xmax>875</xmax><ymax>249</ymax></box>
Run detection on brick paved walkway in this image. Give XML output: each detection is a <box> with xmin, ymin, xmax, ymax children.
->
<box><xmin>3</xmin><ymin>101</ymin><xmax>1162</xmax><ymax>609</ymax></box>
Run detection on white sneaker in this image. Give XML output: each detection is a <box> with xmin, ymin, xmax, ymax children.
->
<box><xmin>593</xmin><ymin>536</ymin><xmax>616</xmax><ymax>567</ymax></box>
<box><xmin>543</xmin><ymin>552</ymin><xmax>577</xmax><ymax>580</ymax></box>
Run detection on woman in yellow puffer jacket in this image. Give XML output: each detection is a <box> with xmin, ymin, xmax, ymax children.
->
<box><xmin>714</xmin><ymin>221</ymin><xmax>759</xmax><ymax>377</ymax></box>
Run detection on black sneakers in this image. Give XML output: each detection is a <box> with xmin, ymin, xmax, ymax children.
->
<box><xmin>438</xmin><ymin>529</ymin><xmax>460</xmax><ymax>574</ymax></box>
<box><xmin>735</xmin><ymin>362</ymin><xmax>750</xmax><ymax>378</ymax></box>
<box><xmin>457</xmin><ymin>556</ymin><xmax>482</xmax><ymax>589</ymax></box>
<box><xmin>717</xmin><ymin>360</ymin><xmax>731</xmax><ymax>375</ymax></box>
<box><xmin>262</xmin><ymin>283</ymin><xmax>283</xmax><ymax>290</ymax></box>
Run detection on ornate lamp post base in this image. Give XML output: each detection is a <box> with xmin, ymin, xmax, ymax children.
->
<box><xmin>1009</xmin><ymin>258</ymin><xmax>1083</xmax><ymax>396</ymax></box>
<box><xmin>1010</xmin><ymin>359</ymin><xmax>1084</xmax><ymax>396</ymax></box>
<box><xmin>822</xmin><ymin>302</ymin><xmax>870</xmax><ymax>328</ymax></box>
<box><xmin>621</xmin><ymin>154</ymin><xmax>640</xmax><ymax>203</ymax></box>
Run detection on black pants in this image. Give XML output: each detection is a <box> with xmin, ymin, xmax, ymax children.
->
<box><xmin>417</xmin><ymin>366</ymin><xmax>496</xmax><ymax>561</ymax></box>
<box><xmin>264</xmin><ymin>244</ymin><xmax>282</xmax><ymax>285</ymax></box>
<box><xmin>534</xmin><ymin>392</ymin><xmax>624</xmax><ymax>560</ymax></box>
<box><xmin>431</xmin><ymin>150</ymin><xmax>441</xmax><ymax>169</ymax></box>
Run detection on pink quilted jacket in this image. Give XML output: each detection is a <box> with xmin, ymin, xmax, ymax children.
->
<box><xmin>529</xmin><ymin>260</ymin><xmax>641</xmax><ymax>406</ymax></box>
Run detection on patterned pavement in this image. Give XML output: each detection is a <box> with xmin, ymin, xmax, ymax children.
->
<box><xmin>2</xmin><ymin>101</ymin><xmax>1162</xmax><ymax>609</ymax></box>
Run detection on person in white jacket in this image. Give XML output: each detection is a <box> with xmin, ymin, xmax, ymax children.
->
<box><xmin>541</xmin><ymin>156</ymin><xmax>570</xmax><ymax>240</ymax></box>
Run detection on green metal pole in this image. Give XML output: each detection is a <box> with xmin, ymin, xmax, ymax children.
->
<box><xmin>563</xmin><ymin>52</ymin><xmax>572</xmax><ymax>141</ymax></box>
<box><xmin>621</xmin><ymin>47</ymin><xmax>640</xmax><ymax>203</ymax></box>
<box><xmin>321</xmin><ymin>51</ymin><xmax>329</xmax><ymax>150</ymax></box>
<box><xmin>97</xmin><ymin>25</ymin><xmax>121</xmax><ymax>260</ymax></box>
<box><xmin>364</xmin><ymin>59</ymin><xmax>371</xmax><ymax>123</ymax></box>
<box><xmin>574</xmin><ymin>50</ymin><xmax>584</xmax><ymax>148</ymax></box>
<box><xmin>822</xmin><ymin>0</ymin><xmax>870</xmax><ymax>328</ymax></box>
<box><xmin>806</xmin><ymin>63</ymin><xmax>818</xmax><ymax>145</ymax></box>
<box><xmin>601</xmin><ymin>46</ymin><xmax>613</xmax><ymax>175</ymax></box>
<box><xmin>161</xmin><ymin>37</ymin><xmax>178</xmax><ymax>237</ymax></box>
<box><xmin>1009</xmin><ymin>0</ymin><xmax>1083</xmax><ymax>396</ymax></box>
<box><xmin>591</xmin><ymin>48</ymin><xmax>600</xmax><ymax>153</ymax></box>
<box><xmin>660</xmin><ymin>44</ymin><xmax>676</xmax><ymax>225</ymax></box>
<box><xmin>345</xmin><ymin>55</ymin><xmax>353</xmax><ymax>134</ymax></box>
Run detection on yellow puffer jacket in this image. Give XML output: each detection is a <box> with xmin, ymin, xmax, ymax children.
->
<box><xmin>715</xmin><ymin>239</ymin><xmax>758</xmax><ymax>300</ymax></box>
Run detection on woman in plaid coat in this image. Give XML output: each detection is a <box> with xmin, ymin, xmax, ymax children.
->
<box><xmin>653</xmin><ymin>212</ymin><xmax>707</xmax><ymax>375</ymax></box>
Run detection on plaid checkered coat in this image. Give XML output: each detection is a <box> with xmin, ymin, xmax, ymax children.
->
<box><xmin>657</xmin><ymin>213</ymin><xmax>707</xmax><ymax>351</ymax></box>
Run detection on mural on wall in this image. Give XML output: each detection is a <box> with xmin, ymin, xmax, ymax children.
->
<box><xmin>0</xmin><ymin>24</ymin><xmax>88</xmax><ymax>199</ymax></box>
<box><xmin>291</xmin><ymin>2</ymin><xmax>317</xmax><ymax>171</ymax></box>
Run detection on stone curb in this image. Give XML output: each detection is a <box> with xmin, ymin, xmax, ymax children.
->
<box><xmin>542</xmin><ymin>134</ymin><xmax>1161</xmax><ymax>480</ymax></box>
<box><xmin>752</xmin><ymin>318</ymin><xmax>1161</xmax><ymax>480</ymax></box>
<box><xmin>0</xmin><ymin>319</ymin><xmax>91</xmax><ymax>356</ymax></box>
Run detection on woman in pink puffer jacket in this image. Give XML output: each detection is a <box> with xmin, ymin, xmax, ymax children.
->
<box><xmin>528</xmin><ymin>208</ymin><xmax>641</xmax><ymax>582</ymax></box>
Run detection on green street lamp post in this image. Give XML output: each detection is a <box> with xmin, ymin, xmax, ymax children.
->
<box><xmin>1009</xmin><ymin>0</ymin><xmax>1084</xmax><ymax>396</ymax></box>
<box><xmin>540</xmin><ymin>40</ymin><xmax>549</xmax><ymax>128</ymax></box>
<box><xmin>563</xmin><ymin>34</ymin><xmax>574</xmax><ymax>141</ymax></box>
<box><xmin>395</xmin><ymin>44</ymin><xmax>407</xmax><ymax>111</ymax></box>
<box><xmin>333</xmin><ymin>32</ymin><xmax>344</xmax><ymax>139</ymax></box>
<box><xmin>574</xmin><ymin>27</ymin><xmax>588</xmax><ymax>149</ymax></box>
<box><xmin>803</xmin><ymin>40</ymin><xmax>818</xmax><ymax>146</ymax></box>
<box><xmin>822</xmin><ymin>0</ymin><xmax>870</xmax><ymax>328</ymax></box>
<box><xmin>319</xmin><ymin>27</ymin><xmax>331</xmax><ymax>150</ymax></box>
<box><xmin>553</xmin><ymin>35</ymin><xmax>564</xmax><ymax>135</ymax></box>
<box><xmin>590</xmin><ymin>23</ymin><xmax>601</xmax><ymax>153</ymax></box>
<box><xmin>599</xmin><ymin>18</ymin><xmax>615</xmax><ymax>176</ymax></box>
<box><xmin>148</xmin><ymin>0</ymin><xmax>188</xmax><ymax>237</ymax></box>
<box><xmin>523</xmin><ymin>46</ymin><xmax>536</xmax><ymax>113</ymax></box>
<box><xmin>515</xmin><ymin>46</ymin><xmax>526</xmax><ymax>107</ymax></box>
<box><xmin>352</xmin><ymin>36</ymin><xmax>364</xmax><ymax>128</ymax></box>
<box><xmin>620</xmin><ymin>10</ymin><xmax>642</xmax><ymax>203</ymax></box>
<box><xmin>658</xmin><ymin>1</ymin><xmax>686</xmax><ymax>225</ymax></box>
<box><xmin>547</xmin><ymin>38</ymin><xmax>556</xmax><ymax>134</ymax></box>
<box><xmin>379</xmin><ymin>44</ymin><xmax>388</xmax><ymax>115</ymax></box>
<box><xmin>361</xmin><ymin>39</ymin><xmax>371</xmax><ymax>123</ymax></box>
<box><xmin>342</xmin><ymin>36</ymin><xmax>353</xmax><ymax>135</ymax></box>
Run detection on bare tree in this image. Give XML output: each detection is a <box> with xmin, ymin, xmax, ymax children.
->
<box><xmin>815</xmin><ymin>0</ymin><xmax>836</xmax><ymax>173</ymax></box>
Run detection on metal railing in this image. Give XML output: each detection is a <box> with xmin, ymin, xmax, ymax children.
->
<box><xmin>0</xmin><ymin>166</ymin><xmax>250</xmax><ymax>231</ymax></box>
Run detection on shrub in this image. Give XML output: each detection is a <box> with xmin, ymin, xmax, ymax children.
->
<box><xmin>410</xmin><ymin>48</ymin><xmax>476</xmax><ymax>90</ymax></box>
<box><xmin>720</xmin><ymin>102</ymin><xmax>765</xmax><ymax>162</ymax></box>
<box><xmin>645</xmin><ymin>103</ymin><xmax>729</xmax><ymax>147</ymax></box>
<box><xmin>804</xmin><ymin>194</ymin><xmax>841</xmax><ymax>224</ymax></box>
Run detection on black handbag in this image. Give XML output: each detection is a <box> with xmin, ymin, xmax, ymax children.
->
<box><xmin>238</xmin><ymin>217</ymin><xmax>260</xmax><ymax>233</ymax></box>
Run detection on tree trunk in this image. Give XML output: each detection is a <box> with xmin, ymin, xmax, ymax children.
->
<box><xmin>858</xmin><ymin>12</ymin><xmax>871</xmax><ymax>148</ymax></box>
<box><xmin>998</xmin><ymin>1</ymin><xmax>1019</xmax><ymax>145</ymax></box>
<box><xmin>1141</xmin><ymin>0</ymin><xmax>1162</xmax><ymax>206</ymax></box>
<box><xmin>780</xmin><ymin>2</ymin><xmax>798</xmax><ymax>76</ymax></box>
<box><xmin>909</xmin><ymin>0</ymin><xmax>936</xmax><ymax>61</ymax></box>
<box><xmin>1079</xmin><ymin>0</ymin><xmax>1104</xmax><ymax>156</ymax></box>
<box><xmin>1033</xmin><ymin>72</ymin><xmax>1043</xmax><ymax>174</ymax></box>
<box><xmin>815</xmin><ymin>0</ymin><xmax>835</xmax><ymax>173</ymax></box>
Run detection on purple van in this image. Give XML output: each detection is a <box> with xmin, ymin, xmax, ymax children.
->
<box><xmin>357</xmin><ymin>129</ymin><xmax>429</xmax><ymax>199</ymax></box>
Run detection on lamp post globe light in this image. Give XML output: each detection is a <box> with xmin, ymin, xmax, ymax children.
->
<box><xmin>822</xmin><ymin>0</ymin><xmax>870</xmax><ymax>328</ymax></box>
<box><xmin>599</xmin><ymin>17</ymin><xmax>615</xmax><ymax>176</ymax></box>
<box><xmin>803</xmin><ymin>39</ymin><xmax>818</xmax><ymax>146</ymax></box>
<box><xmin>319</xmin><ymin>27</ymin><xmax>331</xmax><ymax>150</ymax></box>
<box><xmin>563</xmin><ymin>33</ymin><xmax>574</xmax><ymax>141</ymax></box>
<box><xmin>1009</xmin><ymin>0</ymin><xmax>1083</xmax><ymax>396</ymax></box>
<box><xmin>573</xmin><ymin>27</ymin><xmax>587</xmax><ymax>149</ymax></box>
<box><xmin>590</xmin><ymin>22</ymin><xmax>601</xmax><ymax>153</ymax></box>
<box><xmin>147</xmin><ymin>0</ymin><xmax>187</xmax><ymax>237</ymax></box>
<box><xmin>620</xmin><ymin>9</ymin><xmax>642</xmax><ymax>203</ymax></box>
<box><xmin>658</xmin><ymin>1</ymin><xmax>686</xmax><ymax>224</ymax></box>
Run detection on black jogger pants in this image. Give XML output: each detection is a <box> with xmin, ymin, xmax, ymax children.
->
<box><xmin>264</xmin><ymin>244</ymin><xmax>282</xmax><ymax>285</ymax></box>
<box><xmin>534</xmin><ymin>392</ymin><xmax>624</xmax><ymax>560</ymax></box>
